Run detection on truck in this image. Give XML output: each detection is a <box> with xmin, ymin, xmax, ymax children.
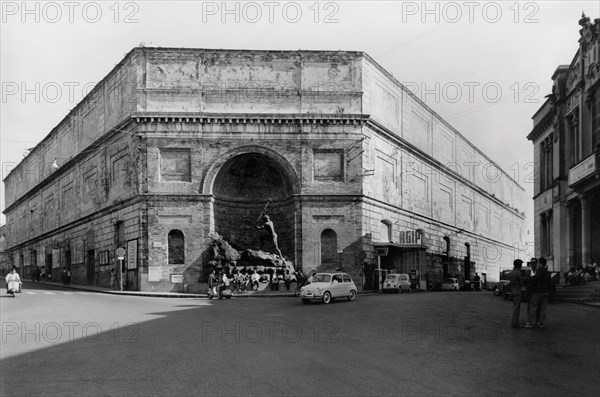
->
<box><xmin>425</xmin><ymin>271</ymin><xmax>443</xmax><ymax>291</ymax></box>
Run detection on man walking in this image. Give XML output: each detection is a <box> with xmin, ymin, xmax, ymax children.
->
<box><xmin>509</xmin><ymin>259</ymin><xmax>526</xmax><ymax>328</ymax></box>
<box><xmin>525</xmin><ymin>257</ymin><xmax>551</xmax><ymax>328</ymax></box>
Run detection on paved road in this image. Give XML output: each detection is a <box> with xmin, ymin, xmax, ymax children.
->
<box><xmin>1</xmin><ymin>282</ymin><xmax>599</xmax><ymax>396</ymax></box>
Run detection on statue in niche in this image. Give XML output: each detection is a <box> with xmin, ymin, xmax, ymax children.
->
<box><xmin>256</xmin><ymin>214</ymin><xmax>283</xmax><ymax>259</ymax></box>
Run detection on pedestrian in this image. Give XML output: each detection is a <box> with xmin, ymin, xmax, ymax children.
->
<box><xmin>109</xmin><ymin>269</ymin><xmax>117</xmax><ymax>290</ymax></box>
<box><xmin>219</xmin><ymin>271</ymin><xmax>230</xmax><ymax>299</ymax></box>
<box><xmin>40</xmin><ymin>266</ymin><xmax>46</xmax><ymax>283</ymax></box>
<box><xmin>525</xmin><ymin>257</ymin><xmax>552</xmax><ymax>328</ymax></box>
<box><xmin>269</xmin><ymin>269</ymin><xmax>279</xmax><ymax>291</ymax></box>
<box><xmin>66</xmin><ymin>268</ymin><xmax>72</xmax><ymax>285</ymax></box>
<box><xmin>208</xmin><ymin>269</ymin><xmax>217</xmax><ymax>295</ymax></box>
<box><xmin>61</xmin><ymin>267</ymin><xmax>68</xmax><ymax>286</ymax></box>
<box><xmin>234</xmin><ymin>270</ymin><xmax>244</xmax><ymax>292</ymax></box>
<box><xmin>250</xmin><ymin>271</ymin><xmax>260</xmax><ymax>291</ymax></box>
<box><xmin>307</xmin><ymin>271</ymin><xmax>317</xmax><ymax>284</ymax></box>
<box><xmin>509</xmin><ymin>259</ymin><xmax>526</xmax><ymax>328</ymax></box>
<box><xmin>284</xmin><ymin>270</ymin><xmax>292</xmax><ymax>291</ymax></box>
<box><xmin>473</xmin><ymin>273</ymin><xmax>481</xmax><ymax>291</ymax></box>
<box><xmin>525</xmin><ymin>258</ymin><xmax>540</xmax><ymax>325</ymax></box>
<box><xmin>5</xmin><ymin>267</ymin><xmax>22</xmax><ymax>295</ymax></box>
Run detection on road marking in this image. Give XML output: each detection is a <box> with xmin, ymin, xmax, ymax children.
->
<box><xmin>42</xmin><ymin>292</ymin><xmax>56</xmax><ymax>295</ymax></box>
<box><xmin>25</xmin><ymin>292</ymin><xmax>36</xmax><ymax>295</ymax></box>
<box><xmin>59</xmin><ymin>292</ymin><xmax>73</xmax><ymax>295</ymax></box>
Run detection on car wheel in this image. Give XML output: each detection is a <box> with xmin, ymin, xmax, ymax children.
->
<box><xmin>302</xmin><ymin>298</ymin><xmax>310</xmax><ymax>304</ymax></box>
<box><xmin>348</xmin><ymin>290</ymin><xmax>356</xmax><ymax>301</ymax></box>
<box><xmin>322</xmin><ymin>292</ymin><xmax>332</xmax><ymax>304</ymax></box>
<box><xmin>398</xmin><ymin>287</ymin><xmax>402</xmax><ymax>294</ymax></box>
<box><xmin>493</xmin><ymin>287</ymin><xmax>500</xmax><ymax>296</ymax></box>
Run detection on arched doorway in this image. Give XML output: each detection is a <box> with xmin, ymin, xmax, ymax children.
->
<box><xmin>211</xmin><ymin>150</ymin><xmax>299</xmax><ymax>260</ymax></box>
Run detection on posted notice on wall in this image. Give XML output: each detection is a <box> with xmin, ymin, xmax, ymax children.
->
<box><xmin>127</xmin><ymin>239</ymin><xmax>138</xmax><ymax>269</ymax></box>
<box><xmin>148</xmin><ymin>266</ymin><xmax>161</xmax><ymax>282</ymax></box>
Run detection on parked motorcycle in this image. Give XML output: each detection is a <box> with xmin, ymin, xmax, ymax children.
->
<box><xmin>207</xmin><ymin>286</ymin><xmax>232</xmax><ymax>300</ymax></box>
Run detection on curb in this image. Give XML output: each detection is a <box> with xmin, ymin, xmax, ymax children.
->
<box><xmin>20</xmin><ymin>280</ymin><xmax>390</xmax><ymax>299</ymax></box>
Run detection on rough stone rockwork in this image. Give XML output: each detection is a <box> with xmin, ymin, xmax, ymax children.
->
<box><xmin>3</xmin><ymin>47</ymin><xmax>526</xmax><ymax>292</ymax></box>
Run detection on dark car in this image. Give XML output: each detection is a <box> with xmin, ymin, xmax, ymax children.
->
<box><xmin>499</xmin><ymin>271</ymin><xmax>560</xmax><ymax>301</ymax></box>
<box><xmin>492</xmin><ymin>280</ymin><xmax>509</xmax><ymax>297</ymax></box>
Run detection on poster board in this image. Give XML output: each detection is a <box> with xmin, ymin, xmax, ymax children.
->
<box><xmin>127</xmin><ymin>240</ymin><xmax>138</xmax><ymax>270</ymax></box>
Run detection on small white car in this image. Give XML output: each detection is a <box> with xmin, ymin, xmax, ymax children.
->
<box><xmin>382</xmin><ymin>273</ymin><xmax>412</xmax><ymax>293</ymax></box>
<box><xmin>441</xmin><ymin>278</ymin><xmax>459</xmax><ymax>291</ymax></box>
<box><xmin>300</xmin><ymin>273</ymin><xmax>357</xmax><ymax>304</ymax></box>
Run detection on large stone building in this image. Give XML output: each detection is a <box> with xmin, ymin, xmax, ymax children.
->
<box><xmin>528</xmin><ymin>14</ymin><xmax>600</xmax><ymax>272</ymax></box>
<box><xmin>3</xmin><ymin>47</ymin><xmax>526</xmax><ymax>292</ymax></box>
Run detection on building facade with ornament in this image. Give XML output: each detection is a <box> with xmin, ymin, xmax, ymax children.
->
<box><xmin>527</xmin><ymin>14</ymin><xmax>600</xmax><ymax>272</ymax></box>
<box><xmin>3</xmin><ymin>47</ymin><xmax>526</xmax><ymax>292</ymax></box>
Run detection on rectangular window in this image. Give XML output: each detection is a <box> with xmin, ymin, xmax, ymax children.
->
<box><xmin>570</xmin><ymin>114</ymin><xmax>580</xmax><ymax>167</ymax></box>
<box><xmin>592</xmin><ymin>90</ymin><xmax>600</xmax><ymax>149</ymax></box>
<box><xmin>314</xmin><ymin>150</ymin><xmax>343</xmax><ymax>182</ymax></box>
<box><xmin>159</xmin><ymin>148</ymin><xmax>192</xmax><ymax>182</ymax></box>
<box><xmin>540</xmin><ymin>212</ymin><xmax>553</xmax><ymax>257</ymax></box>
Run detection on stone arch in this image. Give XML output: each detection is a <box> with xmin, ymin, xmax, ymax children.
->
<box><xmin>205</xmin><ymin>145</ymin><xmax>300</xmax><ymax>260</ymax></box>
<box><xmin>202</xmin><ymin>145</ymin><xmax>300</xmax><ymax>196</ymax></box>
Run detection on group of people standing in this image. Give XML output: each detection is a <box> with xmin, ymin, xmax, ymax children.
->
<box><xmin>29</xmin><ymin>266</ymin><xmax>48</xmax><ymax>283</ymax></box>
<box><xmin>207</xmin><ymin>267</ymin><xmax>307</xmax><ymax>299</ymax></box>
<box><xmin>509</xmin><ymin>257</ymin><xmax>552</xmax><ymax>329</ymax></box>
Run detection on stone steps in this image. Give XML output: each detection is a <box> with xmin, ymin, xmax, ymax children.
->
<box><xmin>554</xmin><ymin>281</ymin><xmax>600</xmax><ymax>303</ymax></box>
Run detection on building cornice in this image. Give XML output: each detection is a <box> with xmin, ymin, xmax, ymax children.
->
<box><xmin>527</xmin><ymin>108</ymin><xmax>555</xmax><ymax>142</ymax></box>
<box><xmin>132</xmin><ymin>112</ymin><xmax>370</xmax><ymax>126</ymax></box>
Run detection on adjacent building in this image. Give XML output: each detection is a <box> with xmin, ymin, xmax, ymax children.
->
<box><xmin>0</xmin><ymin>224</ymin><xmax>7</xmax><ymax>276</ymax></box>
<box><xmin>528</xmin><ymin>14</ymin><xmax>600</xmax><ymax>272</ymax></box>
<box><xmin>3</xmin><ymin>47</ymin><xmax>526</xmax><ymax>292</ymax></box>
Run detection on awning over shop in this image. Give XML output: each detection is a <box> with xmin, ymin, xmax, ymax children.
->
<box><xmin>373</xmin><ymin>242</ymin><xmax>428</xmax><ymax>251</ymax></box>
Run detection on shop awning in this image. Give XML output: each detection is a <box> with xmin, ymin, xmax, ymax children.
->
<box><xmin>373</xmin><ymin>242</ymin><xmax>428</xmax><ymax>251</ymax></box>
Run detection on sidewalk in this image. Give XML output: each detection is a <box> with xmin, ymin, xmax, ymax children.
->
<box><xmin>21</xmin><ymin>280</ymin><xmax>206</xmax><ymax>298</ymax></box>
<box><xmin>21</xmin><ymin>280</ymin><xmax>382</xmax><ymax>299</ymax></box>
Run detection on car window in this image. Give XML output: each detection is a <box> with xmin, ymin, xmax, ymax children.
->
<box><xmin>313</xmin><ymin>274</ymin><xmax>331</xmax><ymax>283</ymax></box>
<box><xmin>343</xmin><ymin>275</ymin><xmax>351</xmax><ymax>283</ymax></box>
<box><xmin>399</xmin><ymin>275</ymin><xmax>408</xmax><ymax>280</ymax></box>
<box><xmin>443</xmin><ymin>278</ymin><xmax>455</xmax><ymax>283</ymax></box>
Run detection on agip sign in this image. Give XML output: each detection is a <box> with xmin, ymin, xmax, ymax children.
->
<box><xmin>398</xmin><ymin>229</ymin><xmax>424</xmax><ymax>245</ymax></box>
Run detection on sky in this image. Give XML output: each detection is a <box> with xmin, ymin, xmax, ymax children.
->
<box><xmin>1</xmin><ymin>0</ymin><xmax>599</xmax><ymax>240</ymax></box>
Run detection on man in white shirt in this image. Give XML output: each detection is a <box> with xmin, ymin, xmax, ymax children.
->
<box><xmin>219</xmin><ymin>272</ymin><xmax>230</xmax><ymax>299</ymax></box>
<box><xmin>5</xmin><ymin>267</ymin><xmax>21</xmax><ymax>295</ymax></box>
<box><xmin>251</xmin><ymin>272</ymin><xmax>260</xmax><ymax>291</ymax></box>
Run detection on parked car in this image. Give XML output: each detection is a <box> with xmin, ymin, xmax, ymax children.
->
<box><xmin>441</xmin><ymin>278</ymin><xmax>459</xmax><ymax>291</ymax></box>
<box><xmin>492</xmin><ymin>280</ymin><xmax>510</xmax><ymax>296</ymax></box>
<box><xmin>382</xmin><ymin>273</ymin><xmax>412</xmax><ymax>293</ymax></box>
<box><xmin>300</xmin><ymin>273</ymin><xmax>357</xmax><ymax>304</ymax></box>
